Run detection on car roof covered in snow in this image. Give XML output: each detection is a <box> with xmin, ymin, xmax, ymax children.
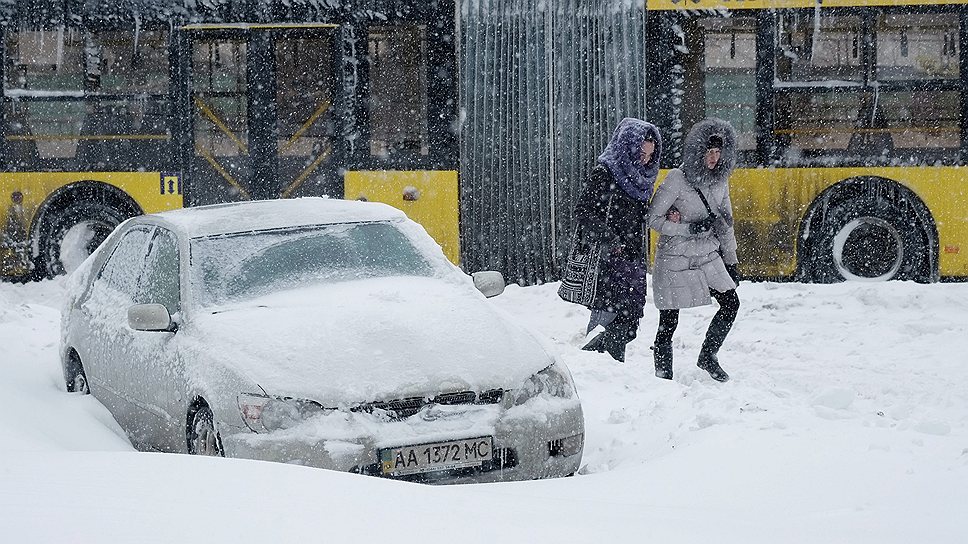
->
<box><xmin>140</xmin><ymin>198</ymin><xmax>407</xmax><ymax>238</ymax></box>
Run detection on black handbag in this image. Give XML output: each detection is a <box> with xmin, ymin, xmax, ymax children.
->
<box><xmin>558</xmin><ymin>195</ymin><xmax>613</xmax><ymax>307</ymax></box>
<box><xmin>557</xmin><ymin>225</ymin><xmax>605</xmax><ymax>306</ymax></box>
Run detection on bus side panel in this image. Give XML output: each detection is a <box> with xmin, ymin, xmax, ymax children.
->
<box><xmin>730</xmin><ymin>168</ymin><xmax>817</xmax><ymax>278</ymax></box>
<box><xmin>870</xmin><ymin>167</ymin><xmax>968</xmax><ymax>278</ymax></box>
<box><xmin>0</xmin><ymin>171</ymin><xmax>183</xmax><ymax>277</ymax></box>
<box><xmin>730</xmin><ymin>167</ymin><xmax>968</xmax><ymax>279</ymax></box>
<box><xmin>344</xmin><ymin>170</ymin><xmax>460</xmax><ymax>264</ymax></box>
<box><xmin>3</xmin><ymin>171</ymin><xmax>183</xmax><ymax>216</ymax></box>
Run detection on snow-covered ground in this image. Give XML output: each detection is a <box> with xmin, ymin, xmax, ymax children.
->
<box><xmin>1</xmin><ymin>277</ymin><xmax>966</xmax><ymax>543</ymax></box>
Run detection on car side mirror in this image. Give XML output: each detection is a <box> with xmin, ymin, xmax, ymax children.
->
<box><xmin>472</xmin><ymin>271</ymin><xmax>506</xmax><ymax>298</ymax></box>
<box><xmin>128</xmin><ymin>303</ymin><xmax>176</xmax><ymax>332</ymax></box>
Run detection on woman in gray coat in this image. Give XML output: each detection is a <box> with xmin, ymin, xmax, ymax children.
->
<box><xmin>647</xmin><ymin>118</ymin><xmax>741</xmax><ymax>382</ymax></box>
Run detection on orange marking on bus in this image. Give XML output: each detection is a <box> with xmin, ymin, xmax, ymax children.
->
<box><xmin>944</xmin><ymin>246</ymin><xmax>959</xmax><ymax>254</ymax></box>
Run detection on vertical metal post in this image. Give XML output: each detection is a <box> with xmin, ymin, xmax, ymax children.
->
<box><xmin>547</xmin><ymin>2</ymin><xmax>557</xmax><ymax>260</ymax></box>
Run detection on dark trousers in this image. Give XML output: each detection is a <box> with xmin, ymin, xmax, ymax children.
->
<box><xmin>654</xmin><ymin>289</ymin><xmax>740</xmax><ymax>353</ymax></box>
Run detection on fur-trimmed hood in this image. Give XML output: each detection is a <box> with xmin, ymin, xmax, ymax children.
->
<box><xmin>681</xmin><ymin>118</ymin><xmax>737</xmax><ymax>189</ymax></box>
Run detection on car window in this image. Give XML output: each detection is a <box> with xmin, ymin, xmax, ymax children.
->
<box><xmin>191</xmin><ymin>222</ymin><xmax>434</xmax><ymax>307</ymax></box>
<box><xmin>94</xmin><ymin>226</ymin><xmax>154</xmax><ymax>300</ymax></box>
<box><xmin>139</xmin><ymin>228</ymin><xmax>180</xmax><ymax>314</ymax></box>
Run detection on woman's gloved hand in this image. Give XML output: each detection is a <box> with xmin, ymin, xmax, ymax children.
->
<box><xmin>688</xmin><ymin>215</ymin><xmax>716</xmax><ymax>234</ymax></box>
<box><xmin>725</xmin><ymin>263</ymin><xmax>741</xmax><ymax>285</ymax></box>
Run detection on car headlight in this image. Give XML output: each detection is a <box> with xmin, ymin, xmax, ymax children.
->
<box><xmin>512</xmin><ymin>362</ymin><xmax>576</xmax><ymax>406</ymax></box>
<box><xmin>238</xmin><ymin>393</ymin><xmax>330</xmax><ymax>433</ymax></box>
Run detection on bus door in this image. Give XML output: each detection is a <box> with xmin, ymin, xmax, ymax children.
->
<box><xmin>271</xmin><ymin>28</ymin><xmax>341</xmax><ymax>200</ymax></box>
<box><xmin>185</xmin><ymin>25</ymin><xmax>340</xmax><ymax>206</ymax></box>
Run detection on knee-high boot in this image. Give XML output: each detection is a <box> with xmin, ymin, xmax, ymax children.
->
<box><xmin>653</xmin><ymin>309</ymin><xmax>679</xmax><ymax>379</ymax></box>
<box><xmin>697</xmin><ymin>290</ymin><xmax>739</xmax><ymax>382</ymax></box>
<box><xmin>601</xmin><ymin>314</ymin><xmax>640</xmax><ymax>363</ymax></box>
<box><xmin>602</xmin><ymin>330</ymin><xmax>627</xmax><ymax>362</ymax></box>
<box><xmin>651</xmin><ymin>342</ymin><xmax>673</xmax><ymax>379</ymax></box>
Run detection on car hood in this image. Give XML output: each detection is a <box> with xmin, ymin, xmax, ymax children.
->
<box><xmin>189</xmin><ymin>277</ymin><xmax>553</xmax><ymax>406</ymax></box>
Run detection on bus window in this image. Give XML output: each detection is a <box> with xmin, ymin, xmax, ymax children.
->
<box><xmin>4</xmin><ymin>97</ymin><xmax>170</xmax><ymax>168</ymax></box>
<box><xmin>776</xmin><ymin>13</ymin><xmax>863</xmax><ymax>83</ymax></box>
<box><xmin>701</xmin><ymin>17</ymin><xmax>756</xmax><ymax>152</ymax></box>
<box><xmin>3</xmin><ymin>29</ymin><xmax>170</xmax><ymax>169</ymax></box>
<box><xmin>775</xmin><ymin>92</ymin><xmax>865</xmax><ymax>155</ymax></box>
<box><xmin>90</xmin><ymin>30</ymin><xmax>170</xmax><ymax>94</ymax></box>
<box><xmin>4</xmin><ymin>100</ymin><xmax>82</xmax><ymax>160</ymax></box>
<box><xmin>4</xmin><ymin>29</ymin><xmax>84</xmax><ymax>92</ymax></box>
<box><xmin>367</xmin><ymin>25</ymin><xmax>429</xmax><ymax>160</ymax></box>
<box><xmin>879</xmin><ymin>90</ymin><xmax>960</xmax><ymax>151</ymax></box>
<box><xmin>877</xmin><ymin>13</ymin><xmax>959</xmax><ymax>81</ymax></box>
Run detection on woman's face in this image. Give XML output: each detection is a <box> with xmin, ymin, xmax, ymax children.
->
<box><xmin>704</xmin><ymin>147</ymin><xmax>721</xmax><ymax>170</ymax></box>
<box><xmin>639</xmin><ymin>140</ymin><xmax>656</xmax><ymax>165</ymax></box>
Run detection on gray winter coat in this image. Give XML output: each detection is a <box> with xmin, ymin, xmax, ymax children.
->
<box><xmin>648</xmin><ymin>118</ymin><xmax>739</xmax><ymax>310</ymax></box>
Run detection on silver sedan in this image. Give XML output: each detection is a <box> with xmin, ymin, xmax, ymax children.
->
<box><xmin>60</xmin><ymin>198</ymin><xmax>584</xmax><ymax>483</ymax></box>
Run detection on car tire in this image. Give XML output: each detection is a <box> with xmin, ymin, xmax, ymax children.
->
<box><xmin>808</xmin><ymin>195</ymin><xmax>930</xmax><ymax>283</ymax></box>
<box><xmin>38</xmin><ymin>200</ymin><xmax>132</xmax><ymax>278</ymax></box>
<box><xmin>65</xmin><ymin>353</ymin><xmax>90</xmax><ymax>395</ymax></box>
<box><xmin>187</xmin><ymin>404</ymin><xmax>223</xmax><ymax>457</ymax></box>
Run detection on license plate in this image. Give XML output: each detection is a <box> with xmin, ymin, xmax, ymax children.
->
<box><xmin>380</xmin><ymin>436</ymin><xmax>493</xmax><ymax>476</ymax></box>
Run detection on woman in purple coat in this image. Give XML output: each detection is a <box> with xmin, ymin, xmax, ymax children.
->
<box><xmin>571</xmin><ymin>118</ymin><xmax>662</xmax><ymax>362</ymax></box>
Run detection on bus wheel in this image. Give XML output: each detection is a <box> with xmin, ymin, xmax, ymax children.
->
<box><xmin>38</xmin><ymin>201</ymin><xmax>129</xmax><ymax>278</ymax></box>
<box><xmin>809</xmin><ymin>197</ymin><xmax>929</xmax><ymax>283</ymax></box>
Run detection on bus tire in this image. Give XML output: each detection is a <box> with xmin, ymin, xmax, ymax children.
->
<box><xmin>37</xmin><ymin>200</ymin><xmax>132</xmax><ymax>278</ymax></box>
<box><xmin>808</xmin><ymin>195</ymin><xmax>930</xmax><ymax>283</ymax></box>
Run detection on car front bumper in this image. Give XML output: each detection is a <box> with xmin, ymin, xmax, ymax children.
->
<box><xmin>220</xmin><ymin>396</ymin><xmax>584</xmax><ymax>483</ymax></box>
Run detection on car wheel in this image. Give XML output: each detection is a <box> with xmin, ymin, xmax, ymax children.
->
<box><xmin>65</xmin><ymin>353</ymin><xmax>90</xmax><ymax>395</ymax></box>
<box><xmin>188</xmin><ymin>405</ymin><xmax>223</xmax><ymax>456</ymax></box>
<box><xmin>808</xmin><ymin>196</ymin><xmax>929</xmax><ymax>283</ymax></box>
<box><xmin>38</xmin><ymin>200</ymin><xmax>131</xmax><ymax>278</ymax></box>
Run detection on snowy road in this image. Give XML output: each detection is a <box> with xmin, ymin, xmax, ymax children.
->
<box><xmin>1</xmin><ymin>278</ymin><xmax>966</xmax><ymax>543</ymax></box>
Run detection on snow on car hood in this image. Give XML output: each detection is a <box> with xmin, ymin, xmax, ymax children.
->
<box><xmin>189</xmin><ymin>276</ymin><xmax>554</xmax><ymax>406</ymax></box>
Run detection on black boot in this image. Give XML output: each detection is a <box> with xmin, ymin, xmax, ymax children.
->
<box><xmin>581</xmin><ymin>332</ymin><xmax>606</xmax><ymax>353</ymax></box>
<box><xmin>602</xmin><ymin>332</ymin><xmax>626</xmax><ymax>363</ymax></box>
<box><xmin>697</xmin><ymin>350</ymin><xmax>729</xmax><ymax>382</ymax></box>
<box><xmin>651</xmin><ymin>342</ymin><xmax>673</xmax><ymax>379</ymax></box>
<box><xmin>696</xmin><ymin>290</ymin><xmax>738</xmax><ymax>383</ymax></box>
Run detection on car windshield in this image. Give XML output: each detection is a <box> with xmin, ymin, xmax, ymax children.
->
<box><xmin>190</xmin><ymin>221</ymin><xmax>434</xmax><ymax>308</ymax></box>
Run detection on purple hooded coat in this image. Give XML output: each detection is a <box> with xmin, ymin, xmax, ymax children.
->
<box><xmin>571</xmin><ymin>118</ymin><xmax>662</xmax><ymax>317</ymax></box>
<box><xmin>598</xmin><ymin>118</ymin><xmax>663</xmax><ymax>202</ymax></box>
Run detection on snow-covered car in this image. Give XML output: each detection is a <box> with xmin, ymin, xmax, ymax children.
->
<box><xmin>59</xmin><ymin>198</ymin><xmax>583</xmax><ymax>482</ymax></box>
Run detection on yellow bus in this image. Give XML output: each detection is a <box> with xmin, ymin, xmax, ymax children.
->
<box><xmin>0</xmin><ymin>1</ymin><xmax>460</xmax><ymax>281</ymax></box>
<box><xmin>646</xmin><ymin>0</ymin><xmax>968</xmax><ymax>282</ymax></box>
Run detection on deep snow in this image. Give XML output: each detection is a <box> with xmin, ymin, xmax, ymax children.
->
<box><xmin>1</xmin><ymin>277</ymin><xmax>967</xmax><ymax>543</ymax></box>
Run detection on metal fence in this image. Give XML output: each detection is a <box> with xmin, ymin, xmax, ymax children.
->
<box><xmin>459</xmin><ymin>0</ymin><xmax>646</xmax><ymax>285</ymax></box>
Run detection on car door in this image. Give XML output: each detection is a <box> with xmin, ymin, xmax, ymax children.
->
<box><xmin>128</xmin><ymin>226</ymin><xmax>184</xmax><ymax>451</ymax></box>
<box><xmin>78</xmin><ymin>225</ymin><xmax>154</xmax><ymax>434</ymax></box>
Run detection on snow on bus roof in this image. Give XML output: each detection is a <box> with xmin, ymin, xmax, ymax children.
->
<box><xmin>149</xmin><ymin>198</ymin><xmax>407</xmax><ymax>238</ymax></box>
